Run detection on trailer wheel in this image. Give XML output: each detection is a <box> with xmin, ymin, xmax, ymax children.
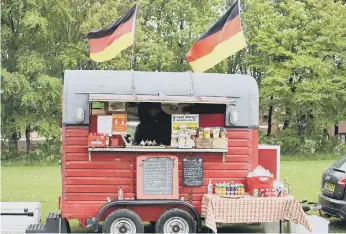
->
<box><xmin>155</xmin><ymin>208</ymin><xmax>196</xmax><ymax>234</ymax></box>
<box><xmin>102</xmin><ymin>209</ymin><xmax>144</xmax><ymax>234</ymax></box>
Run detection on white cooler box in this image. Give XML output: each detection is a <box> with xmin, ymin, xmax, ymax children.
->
<box><xmin>1</xmin><ymin>202</ymin><xmax>41</xmax><ymax>233</ymax></box>
<box><xmin>290</xmin><ymin>215</ymin><xmax>330</xmax><ymax>233</ymax></box>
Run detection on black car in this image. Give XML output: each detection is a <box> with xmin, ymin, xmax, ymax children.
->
<box><xmin>318</xmin><ymin>154</ymin><xmax>346</xmax><ymax>220</ymax></box>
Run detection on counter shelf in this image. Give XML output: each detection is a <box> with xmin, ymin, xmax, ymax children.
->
<box><xmin>88</xmin><ymin>147</ymin><xmax>228</xmax><ymax>161</ymax></box>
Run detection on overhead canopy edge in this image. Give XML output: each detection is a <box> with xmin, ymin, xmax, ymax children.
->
<box><xmin>88</xmin><ymin>94</ymin><xmax>239</xmax><ymax>104</ymax></box>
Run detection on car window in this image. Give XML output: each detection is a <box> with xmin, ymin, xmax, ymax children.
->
<box><xmin>333</xmin><ymin>155</ymin><xmax>346</xmax><ymax>172</ymax></box>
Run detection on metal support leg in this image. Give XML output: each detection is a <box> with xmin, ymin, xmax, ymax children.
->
<box><xmin>279</xmin><ymin>220</ymin><xmax>283</xmax><ymax>233</ymax></box>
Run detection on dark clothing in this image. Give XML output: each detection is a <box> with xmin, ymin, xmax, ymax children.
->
<box><xmin>134</xmin><ymin>111</ymin><xmax>171</xmax><ymax>145</ymax></box>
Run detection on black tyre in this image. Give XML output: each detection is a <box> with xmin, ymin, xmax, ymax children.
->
<box><xmin>155</xmin><ymin>208</ymin><xmax>197</xmax><ymax>234</ymax></box>
<box><xmin>102</xmin><ymin>209</ymin><xmax>144</xmax><ymax>234</ymax></box>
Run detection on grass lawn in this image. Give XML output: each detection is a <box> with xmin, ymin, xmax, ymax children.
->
<box><xmin>1</xmin><ymin>160</ymin><xmax>345</xmax><ymax>233</ymax></box>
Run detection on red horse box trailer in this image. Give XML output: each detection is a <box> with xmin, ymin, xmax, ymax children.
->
<box><xmin>27</xmin><ymin>70</ymin><xmax>260</xmax><ymax>234</ymax></box>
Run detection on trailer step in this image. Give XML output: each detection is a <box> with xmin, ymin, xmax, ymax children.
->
<box><xmin>25</xmin><ymin>213</ymin><xmax>71</xmax><ymax>233</ymax></box>
<box><xmin>26</xmin><ymin>224</ymin><xmax>46</xmax><ymax>233</ymax></box>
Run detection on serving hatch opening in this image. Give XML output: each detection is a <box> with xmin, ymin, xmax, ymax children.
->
<box><xmin>89</xmin><ymin>100</ymin><xmax>228</xmax><ymax>148</ymax></box>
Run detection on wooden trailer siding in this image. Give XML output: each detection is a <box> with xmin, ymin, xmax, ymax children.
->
<box><xmin>61</xmin><ymin>126</ymin><xmax>258</xmax><ymax>220</ymax></box>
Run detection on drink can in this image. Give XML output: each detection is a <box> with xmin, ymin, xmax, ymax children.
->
<box><xmin>253</xmin><ymin>189</ymin><xmax>258</xmax><ymax>197</ymax></box>
<box><xmin>283</xmin><ymin>188</ymin><xmax>289</xmax><ymax>197</ymax></box>
<box><xmin>230</xmin><ymin>185</ymin><xmax>234</xmax><ymax>195</ymax></box>
<box><xmin>226</xmin><ymin>184</ymin><xmax>231</xmax><ymax>195</ymax></box>
<box><xmin>271</xmin><ymin>188</ymin><xmax>277</xmax><ymax>197</ymax></box>
<box><xmin>265</xmin><ymin>189</ymin><xmax>271</xmax><ymax>197</ymax></box>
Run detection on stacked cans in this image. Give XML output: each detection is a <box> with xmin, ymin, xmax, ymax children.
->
<box><xmin>252</xmin><ymin>181</ymin><xmax>288</xmax><ymax>198</ymax></box>
<box><xmin>214</xmin><ymin>182</ymin><xmax>245</xmax><ymax>196</ymax></box>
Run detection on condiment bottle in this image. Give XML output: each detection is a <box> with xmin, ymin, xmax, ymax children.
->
<box><xmin>105</xmin><ymin>134</ymin><xmax>110</xmax><ymax>147</ymax></box>
<box><xmin>208</xmin><ymin>179</ymin><xmax>213</xmax><ymax>194</ymax></box>
<box><xmin>118</xmin><ymin>187</ymin><xmax>124</xmax><ymax>200</ymax></box>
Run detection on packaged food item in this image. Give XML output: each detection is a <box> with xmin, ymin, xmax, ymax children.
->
<box><xmin>253</xmin><ymin>189</ymin><xmax>258</xmax><ymax>197</ymax></box>
<box><xmin>260</xmin><ymin>189</ymin><xmax>265</xmax><ymax>197</ymax></box>
<box><xmin>240</xmin><ymin>184</ymin><xmax>245</xmax><ymax>195</ymax></box>
<box><xmin>220</xmin><ymin>128</ymin><xmax>227</xmax><ymax>138</ymax></box>
<box><xmin>203</xmin><ymin>128</ymin><xmax>211</xmax><ymax>138</ymax></box>
<box><xmin>216</xmin><ymin>184</ymin><xmax>221</xmax><ymax>195</ymax></box>
<box><xmin>213</xmin><ymin>128</ymin><xmax>220</xmax><ymax>138</ymax></box>
<box><xmin>222</xmin><ymin>183</ymin><xmax>226</xmax><ymax>196</ymax></box>
<box><xmin>198</xmin><ymin>128</ymin><xmax>204</xmax><ymax>138</ymax></box>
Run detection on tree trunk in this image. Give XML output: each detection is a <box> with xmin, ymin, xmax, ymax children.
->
<box><xmin>283</xmin><ymin>107</ymin><xmax>291</xmax><ymax>130</ymax></box>
<box><xmin>335</xmin><ymin>124</ymin><xmax>338</xmax><ymax>136</ymax></box>
<box><xmin>25</xmin><ymin>123</ymin><xmax>31</xmax><ymax>153</ymax></box>
<box><xmin>10</xmin><ymin>131</ymin><xmax>19</xmax><ymax>153</ymax></box>
<box><xmin>267</xmin><ymin>96</ymin><xmax>273</xmax><ymax>136</ymax></box>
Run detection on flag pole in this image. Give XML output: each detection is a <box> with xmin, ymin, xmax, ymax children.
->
<box><xmin>130</xmin><ymin>3</ymin><xmax>138</xmax><ymax>71</ymax></box>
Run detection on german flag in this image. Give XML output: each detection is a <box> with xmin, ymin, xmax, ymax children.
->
<box><xmin>186</xmin><ymin>0</ymin><xmax>246</xmax><ymax>72</ymax></box>
<box><xmin>87</xmin><ymin>4</ymin><xmax>138</xmax><ymax>62</ymax></box>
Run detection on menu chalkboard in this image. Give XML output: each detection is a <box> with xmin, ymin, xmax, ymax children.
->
<box><xmin>183</xmin><ymin>158</ymin><xmax>203</xmax><ymax>187</ymax></box>
<box><xmin>142</xmin><ymin>157</ymin><xmax>174</xmax><ymax>195</ymax></box>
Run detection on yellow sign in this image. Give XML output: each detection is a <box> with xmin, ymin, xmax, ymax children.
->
<box><xmin>172</xmin><ymin>114</ymin><xmax>199</xmax><ymax>131</ymax></box>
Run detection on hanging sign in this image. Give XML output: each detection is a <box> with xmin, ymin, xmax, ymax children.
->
<box><xmin>172</xmin><ymin>114</ymin><xmax>199</xmax><ymax>131</ymax></box>
<box><xmin>112</xmin><ymin>113</ymin><xmax>127</xmax><ymax>134</ymax></box>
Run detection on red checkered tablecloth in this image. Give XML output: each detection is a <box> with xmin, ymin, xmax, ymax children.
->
<box><xmin>201</xmin><ymin>194</ymin><xmax>312</xmax><ymax>233</ymax></box>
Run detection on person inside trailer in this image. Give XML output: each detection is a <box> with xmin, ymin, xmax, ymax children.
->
<box><xmin>134</xmin><ymin>102</ymin><xmax>171</xmax><ymax>145</ymax></box>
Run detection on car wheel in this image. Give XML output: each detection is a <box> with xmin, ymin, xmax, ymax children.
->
<box><xmin>319</xmin><ymin>210</ymin><xmax>332</xmax><ymax>218</ymax></box>
<box><xmin>102</xmin><ymin>209</ymin><xmax>144</xmax><ymax>234</ymax></box>
<box><xmin>155</xmin><ymin>208</ymin><xmax>196</xmax><ymax>234</ymax></box>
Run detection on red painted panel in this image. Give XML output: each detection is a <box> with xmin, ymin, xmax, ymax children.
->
<box><xmin>199</xmin><ymin>114</ymin><xmax>225</xmax><ymax>127</ymax></box>
<box><xmin>65</xmin><ymin>138</ymin><xmax>88</xmax><ymax>146</ymax></box>
<box><xmin>65</xmin><ymin>129</ymin><xmax>89</xmax><ymax>137</ymax></box>
<box><xmin>90</xmin><ymin>115</ymin><xmax>98</xmax><ymax>133</ymax></box>
<box><xmin>227</xmin><ymin>147</ymin><xmax>250</xmax><ymax>155</ymax></box>
<box><xmin>224</xmin><ymin>155</ymin><xmax>249</xmax><ymax>163</ymax></box>
<box><xmin>65</xmin><ymin>193</ymin><xmax>117</xmax><ymax>201</ymax></box>
<box><xmin>65</xmin><ymin>146</ymin><xmax>88</xmax><ymax>153</ymax></box>
<box><xmin>65</xmin><ymin>169</ymin><xmax>131</xmax><ymax>177</ymax></box>
<box><xmin>228</xmin><ymin>139</ymin><xmax>250</xmax><ymax>147</ymax></box>
<box><xmin>65</xmin><ymin>177</ymin><xmax>133</xmax><ymax>185</ymax></box>
<box><xmin>65</xmin><ymin>185</ymin><xmax>131</xmax><ymax>193</ymax></box>
<box><xmin>64</xmin><ymin>153</ymin><xmax>89</xmax><ymax>161</ymax></box>
<box><xmin>249</xmin><ymin>129</ymin><xmax>259</xmax><ymax>171</ymax></box>
<box><xmin>179</xmin><ymin>194</ymin><xmax>204</xmax><ymax>201</ymax></box>
<box><xmin>66</xmin><ymin>162</ymin><xmax>133</xmax><ymax>169</ymax></box>
<box><xmin>258</xmin><ymin>148</ymin><xmax>278</xmax><ymax>179</ymax></box>
<box><xmin>227</xmin><ymin>130</ymin><xmax>249</xmax><ymax>139</ymax></box>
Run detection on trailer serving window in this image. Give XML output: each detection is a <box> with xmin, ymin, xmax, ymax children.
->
<box><xmin>87</xmin><ymin>94</ymin><xmax>233</xmax><ymax>161</ymax></box>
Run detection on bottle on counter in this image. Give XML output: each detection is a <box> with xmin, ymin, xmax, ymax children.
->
<box><xmin>118</xmin><ymin>187</ymin><xmax>124</xmax><ymax>200</ymax></box>
<box><xmin>208</xmin><ymin>179</ymin><xmax>213</xmax><ymax>194</ymax></box>
<box><xmin>226</xmin><ymin>183</ymin><xmax>231</xmax><ymax>195</ymax></box>
<box><xmin>105</xmin><ymin>134</ymin><xmax>110</xmax><ymax>146</ymax></box>
<box><xmin>230</xmin><ymin>181</ymin><xmax>235</xmax><ymax>195</ymax></box>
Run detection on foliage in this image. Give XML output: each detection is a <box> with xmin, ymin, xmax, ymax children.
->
<box><xmin>1</xmin><ymin>0</ymin><xmax>346</xmax><ymax>160</ymax></box>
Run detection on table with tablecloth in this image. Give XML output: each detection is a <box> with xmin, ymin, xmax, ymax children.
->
<box><xmin>201</xmin><ymin>194</ymin><xmax>312</xmax><ymax>233</ymax></box>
